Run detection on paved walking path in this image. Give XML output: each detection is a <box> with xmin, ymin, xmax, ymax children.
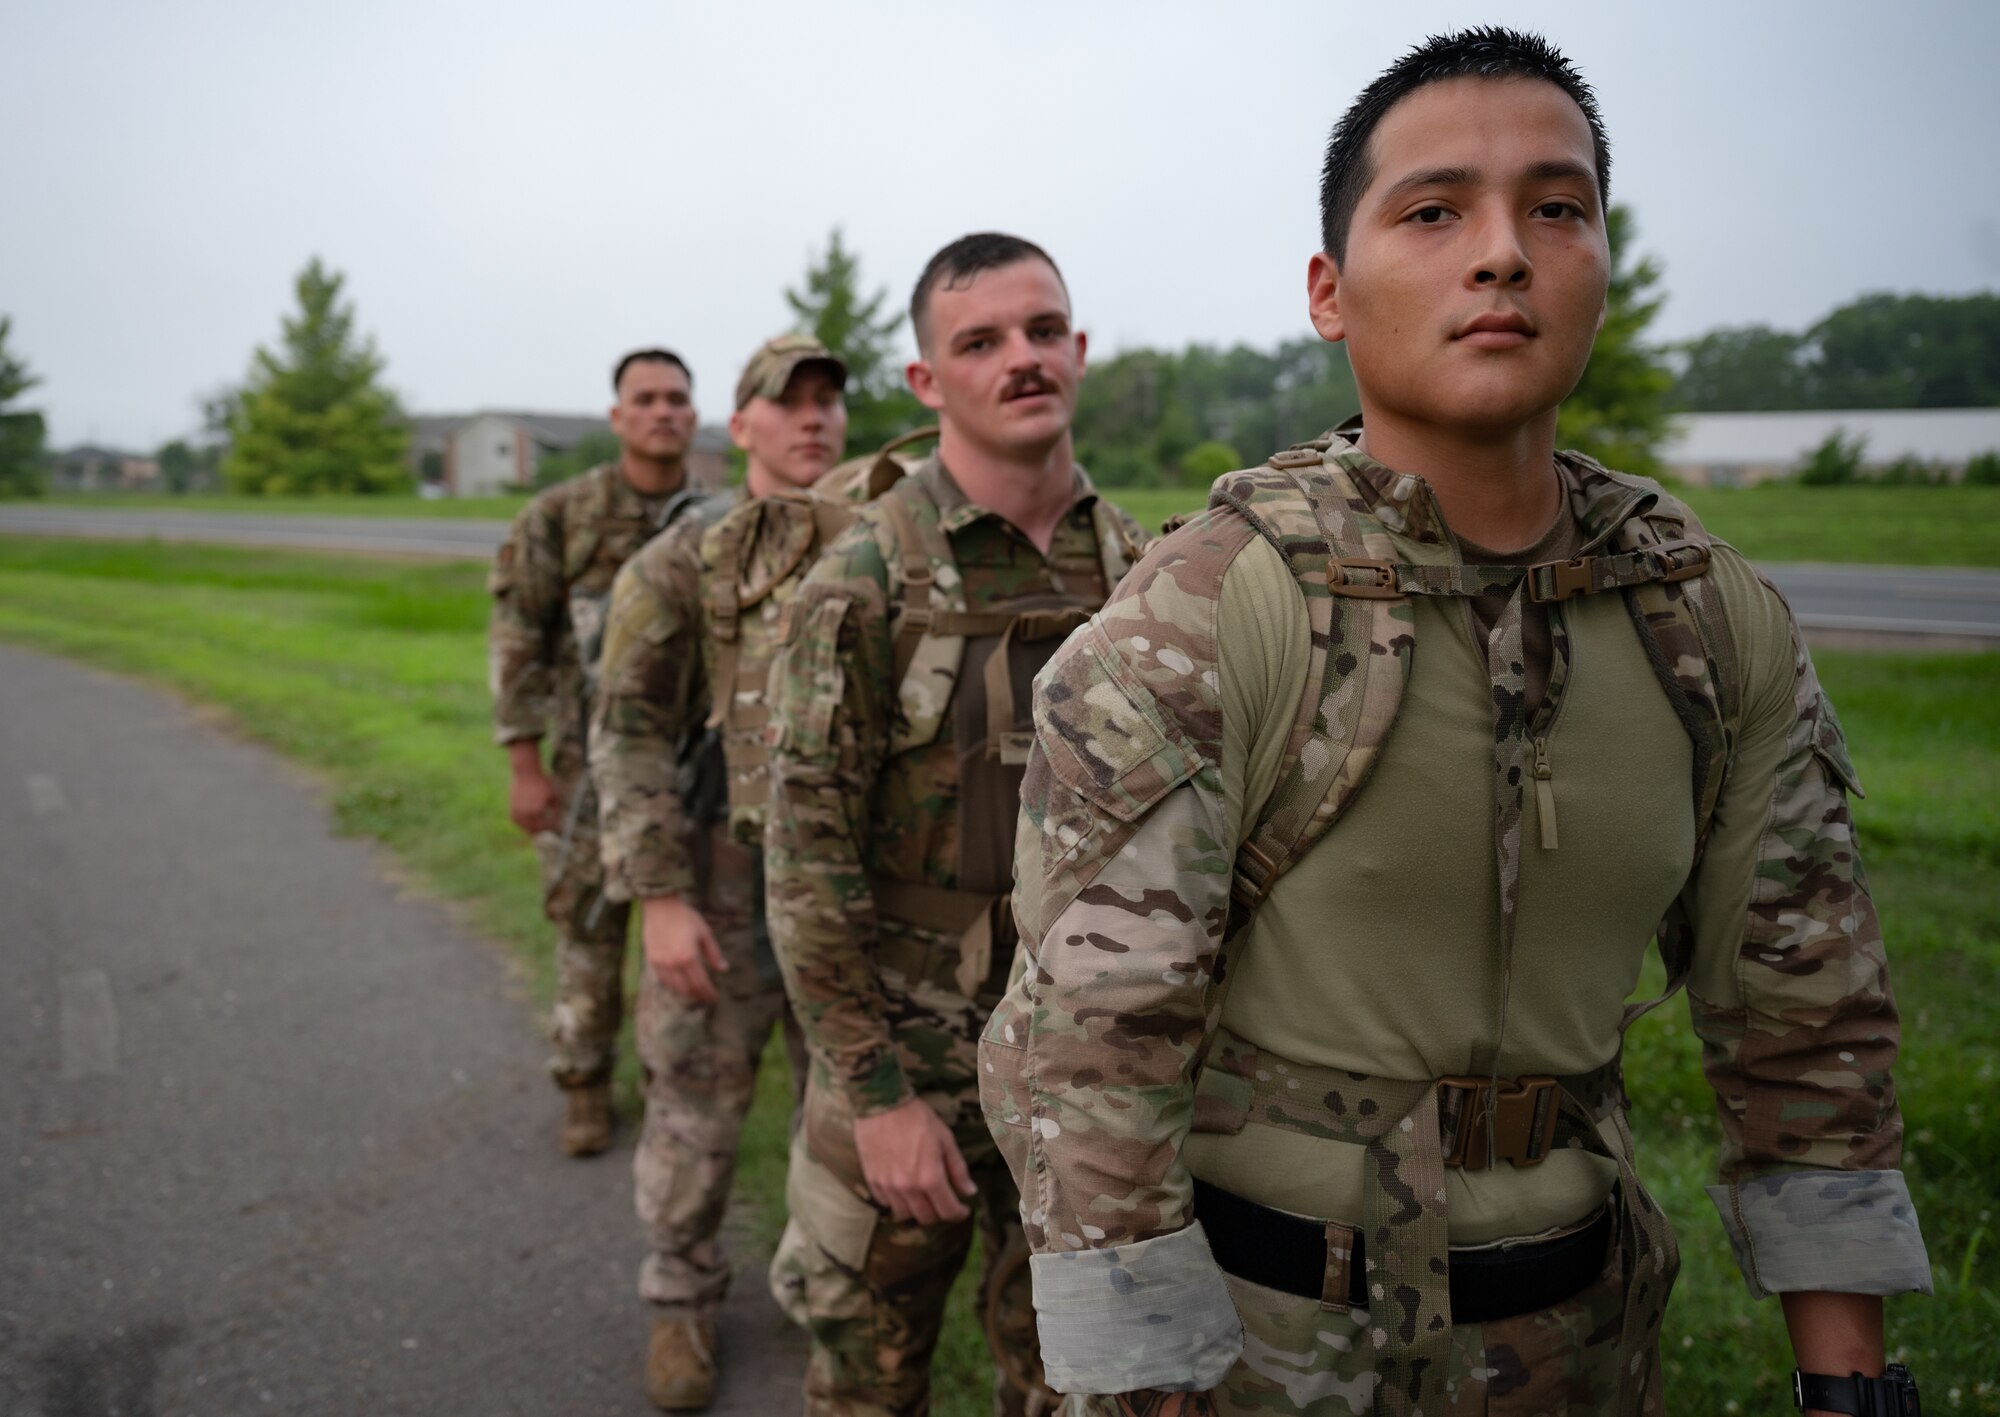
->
<box><xmin>0</xmin><ymin>644</ymin><xmax>805</xmax><ymax>1416</ymax></box>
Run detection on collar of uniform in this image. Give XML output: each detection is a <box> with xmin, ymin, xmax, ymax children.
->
<box><xmin>1317</xmin><ymin>433</ymin><xmax>1659</xmax><ymax>557</ymax></box>
<box><xmin>916</xmin><ymin>454</ymin><xmax>1101</xmax><ymax>537</ymax></box>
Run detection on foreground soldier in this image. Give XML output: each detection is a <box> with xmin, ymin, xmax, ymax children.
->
<box><xmin>591</xmin><ymin>334</ymin><xmax>856</xmax><ymax>1409</ymax></box>
<box><xmin>763</xmin><ymin>234</ymin><xmax>1149</xmax><ymax>1415</ymax></box>
<box><xmin>981</xmin><ymin>30</ymin><xmax>1929</xmax><ymax>1417</ymax></box>
<box><xmin>489</xmin><ymin>349</ymin><xmax>702</xmax><ymax>1157</ymax></box>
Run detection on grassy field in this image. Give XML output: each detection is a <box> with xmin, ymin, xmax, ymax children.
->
<box><xmin>1106</xmin><ymin>481</ymin><xmax>2000</xmax><ymax>568</ymax></box>
<box><xmin>21</xmin><ymin>480</ymin><xmax>2000</xmax><ymax>567</ymax></box>
<box><xmin>0</xmin><ymin>535</ymin><xmax>1992</xmax><ymax>1413</ymax></box>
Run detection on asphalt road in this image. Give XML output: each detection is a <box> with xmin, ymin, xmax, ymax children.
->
<box><xmin>3</xmin><ymin>505</ymin><xmax>1996</xmax><ymax>642</ymax></box>
<box><xmin>0</xmin><ymin>645</ymin><xmax>805</xmax><ymax>1417</ymax></box>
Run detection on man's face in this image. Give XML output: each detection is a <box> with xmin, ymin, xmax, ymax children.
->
<box><xmin>609</xmin><ymin>359</ymin><xmax>698</xmax><ymax>461</ymax></box>
<box><xmin>1307</xmin><ymin>77</ymin><xmax>1610</xmax><ymax>438</ymax></box>
<box><xmin>906</xmin><ymin>259</ymin><xmax>1085</xmax><ymax>458</ymax></box>
<box><xmin>728</xmin><ymin>366</ymin><xmax>848</xmax><ymax>491</ymax></box>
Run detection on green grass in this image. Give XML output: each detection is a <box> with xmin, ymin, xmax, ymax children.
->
<box><xmin>26</xmin><ymin>479</ymin><xmax>2000</xmax><ymax>567</ymax></box>
<box><xmin>38</xmin><ymin>490</ymin><xmax>531</xmax><ymax>518</ymax></box>
<box><xmin>1102</xmin><ymin>482</ymin><xmax>2000</xmax><ymax>569</ymax></box>
<box><xmin>0</xmin><ymin>535</ymin><xmax>1993</xmax><ymax>1412</ymax></box>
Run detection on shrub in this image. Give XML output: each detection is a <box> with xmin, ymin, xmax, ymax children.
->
<box><xmin>1797</xmin><ymin>430</ymin><xmax>1866</xmax><ymax>486</ymax></box>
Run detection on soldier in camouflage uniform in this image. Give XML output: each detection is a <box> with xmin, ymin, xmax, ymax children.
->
<box><xmin>590</xmin><ymin>335</ymin><xmax>856</xmax><ymax>1410</ymax></box>
<box><xmin>980</xmin><ymin>31</ymin><xmax>1930</xmax><ymax>1417</ymax></box>
<box><xmin>763</xmin><ymin>234</ymin><xmax>1150</xmax><ymax>1417</ymax></box>
<box><xmin>489</xmin><ymin>348</ymin><xmax>703</xmax><ymax>1158</ymax></box>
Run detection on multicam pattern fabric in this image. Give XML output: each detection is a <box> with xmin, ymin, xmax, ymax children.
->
<box><xmin>763</xmin><ymin>455</ymin><xmax>1147</xmax><ymax>1414</ymax></box>
<box><xmin>635</xmin><ymin>826</ymin><xmax>805</xmax><ymax>1314</ymax></box>
<box><xmin>982</xmin><ymin>433</ymin><xmax>1927</xmax><ymax>1409</ymax></box>
<box><xmin>764</xmin><ymin>457</ymin><xmax>1148</xmax><ymax>1116</ymax></box>
<box><xmin>489</xmin><ymin>462</ymin><xmax>685</xmax><ymax>1084</ymax></box>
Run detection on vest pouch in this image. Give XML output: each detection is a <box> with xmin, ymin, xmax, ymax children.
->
<box><xmin>952</xmin><ymin>593</ymin><xmax>1093</xmax><ymax>895</ymax></box>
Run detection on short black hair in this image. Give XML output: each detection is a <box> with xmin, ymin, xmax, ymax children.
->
<box><xmin>612</xmin><ymin>348</ymin><xmax>692</xmax><ymax>395</ymax></box>
<box><xmin>910</xmin><ymin>233</ymin><xmax>1066</xmax><ymax>351</ymax></box>
<box><xmin>1319</xmin><ymin>27</ymin><xmax>1609</xmax><ymax>264</ymax></box>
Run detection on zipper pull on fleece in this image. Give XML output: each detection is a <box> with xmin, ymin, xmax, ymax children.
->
<box><xmin>1533</xmin><ymin>736</ymin><xmax>1558</xmax><ymax>851</ymax></box>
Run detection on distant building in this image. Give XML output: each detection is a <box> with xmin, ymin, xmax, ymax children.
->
<box><xmin>1661</xmin><ymin>408</ymin><xmax>2000</xmax><ymax>486</ymax></box>
<box><xmin>49</xmin><ymin>446</ymin><xmax>161</xmax><ymax>492</ymax></box>
<box><xmin>408</xmin><ymin>412</ymin><xmax>731</xmax><ymax>496</ymax></box>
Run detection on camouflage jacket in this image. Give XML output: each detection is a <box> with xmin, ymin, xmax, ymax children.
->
<box><xmin>591</xmin><ymin>486</ymin><xmax>860</xmax><ymax>903</ymax></box>
<box><xmin>762</xmin><ymin>457</ymin><xmax>1149</xmax><ymax>1114</ymax></box>
<box><xmin>981</xmin><ymin>440</ymin><xmax>1928</xmax><ymax>1395</ymax></box>
<box><xmin>486</xmin><ymin>462</ymin><xmax>685</xmax><ymax>760</ymax></box>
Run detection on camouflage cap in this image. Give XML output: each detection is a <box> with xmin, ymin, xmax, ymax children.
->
<box><xmin>734</xmin><ymin>333</ymin><xmax>848</xmax><ymax>410</ymax></box>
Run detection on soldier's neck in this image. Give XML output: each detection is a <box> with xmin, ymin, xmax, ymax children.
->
<box><xmin>1355</xmin><ymin>405</ymin><xmax>1563</xmax><ymax>554</ymax></box>
<box><xmin>938</xmin><ymin>425</ymin><xmax>1078</xmax><ymax>555</ymax></box>
<box><xmin>618</xmin><ymin>450</ymin><xmax>686</xmax><ymax>498</ymax></box>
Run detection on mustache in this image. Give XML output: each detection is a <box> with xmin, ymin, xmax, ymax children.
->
<box><xmin>1003</xmin><ymin>371</ymin><xmax>1057</xmax><ymax>400</ymax></box>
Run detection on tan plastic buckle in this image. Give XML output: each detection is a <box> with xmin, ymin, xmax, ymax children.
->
<box><xmin>1527</xmin><ymin>556</ymin><xmax>1596</xmax><ymax>604</ymax></box>
<box><xmin>1326</xmin><ymin>558</ymin><xmax>1404</xmax><ymax>600</ymax></box>
<box><xmin>1437</xmin><ymin>1075</ymin><xmax>1561</xmax><ymax>1170</ymax></box>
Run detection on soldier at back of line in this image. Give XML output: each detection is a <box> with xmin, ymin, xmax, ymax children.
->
<box><xmin>761</xmin><ymin>233</ymin><xmax>1151</xmax><ymax>1416</ymax></box>
<box><xmin>488</xmin><ymin>348</ymin><xmax>705</xmax><ymax>1158</ymax></box>
<box><xmin>981</xmin><ymin>28</ymin><xmax>1929</xmax><ymax>1417</ymax></box>
<box><xmin>589</xmin><ymin>334</ymin><xmax>879</xmax><ymax>1410</ymax></box>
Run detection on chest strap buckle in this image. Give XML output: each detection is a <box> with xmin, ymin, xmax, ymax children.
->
<box><xmin>1437</xmin><ymin>1074</ymin><xmax>1561</xmax><ymax>1170</ymax></box>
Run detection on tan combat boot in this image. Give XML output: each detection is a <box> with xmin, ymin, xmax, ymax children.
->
<box><xmin>559</xmin><ymin>1082</ymin><xmax>614</xmax><ymax>1157</ymax></box>
<box><xmin>644</xmin><ymin>1313</ymin><xmax>717</xmax><ymax>1411</ymax></box>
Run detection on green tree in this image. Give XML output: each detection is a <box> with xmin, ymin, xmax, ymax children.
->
<box><xmin>0</xmin><ymin>316</ymin><xmax>49</xmax><ymax>497</ymax></box>
<box><xmin>1807</xmin><ymin>292</ymin><xmax>2000</xmax><ymax>408</ymax></box>
<box><xmin>784</xmin><ymin>228</ymin><xmax>924</xmax><ymax>454</ymax></box>
<box><xmin>224</xmin><ymin>258</ymin><xmax>410</xmax><ymax>495</ymax></box>
<box><xmin>156</xmin><ymin>439</ymin><xmax>198</xmax><ymax>494</ymax></box>
<box><xmin>1556</xmin><ymin>205</ymin><xmax>1674</xmax><ymax>476</ymax></box>
<box><xmin>535</xmin><ymin>428</ymin><xmax>621</xmax><ymax>488</ymax></box>
<box><xmin>1669</xmin><ymin>326</ymin><xmax>1810</xmax><ymax>411</ymax></box>
<box><xmin>1180</xmin><ymin>439</ymin><xmax>1243</xmax><ymax>483</ymax></box>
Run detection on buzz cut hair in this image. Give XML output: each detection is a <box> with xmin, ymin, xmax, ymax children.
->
<box><xmin>910</xmin><ymin>233</ymin><xmax>1067</xmax><ymax>352</ymax></box>
<box><xmin>612</xmin><ymin>348</ymin><xmax>692</xmax><ymax>395</ymax></box>
<box><xmin>1319</xmin><ymin>27</ymin><xmax>1610</xmax><ymax>264</ymax></box>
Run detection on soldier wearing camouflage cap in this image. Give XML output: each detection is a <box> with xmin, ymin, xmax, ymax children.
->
<box><xmin>589</xmin><ymin>333</ymin><xmax>852</xmax><ymax>1409</ymax></box>
<box><xmin>980</xmin><ymin>29</ymin><xmax>1929</xmax><ymax>1417</ymax></box>
<box><xmin>488</xmin><ymin>348</ymin><xmax>706</xmax><ymax>1158</ymax></box>
<box><xmin>762</xmin><ymin>234</ymin><xmax>1151</xmax><ymax>1415</ymax></box>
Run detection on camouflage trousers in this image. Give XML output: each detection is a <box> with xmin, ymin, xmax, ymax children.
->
<box><xmin>636</xmin><ymin>830</ymin><xmax>806</xmax><ymax>1314</ymax></box>
<box><xmin>537</xmin><ymin>771</ymin><xmax>631</xmax><ymax>1089</ymax></box>
<box><xmin>1063</xmin><ymin>1243</ymin><xmax>1641</xmax><ymax>1417</ymax></box>
<box><xmin>771</xmin><ymin>1075</ymin><xmax>1046</xmax><ymax>1417</ymax></box>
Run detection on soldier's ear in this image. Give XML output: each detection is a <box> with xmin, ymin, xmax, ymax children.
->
<box><xmin>1307</xmin><ymin>251</ymin><xmax>1346</xmax><ymax>344</ymax></box>
<box><xmin>906</xmin><ymin>357</ymin><xmax>945</xmax><ymax>413</ymax></box>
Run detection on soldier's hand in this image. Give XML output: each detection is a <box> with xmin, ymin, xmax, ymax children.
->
<box><xmin>641</xmin><ymin>895</ymin><xmax>729</xmax><ymax>1006</ymax></box>
<box><xmin>1116</xmin><ymin>1392</ymin><xmax>1219</xmax><ymax>1416</ymax></box>
<box><xmin>852</xmin><ymin>1096</ymin><xmax>977</xmax><ymax>1226</ymax></box>
<box><xmin>506</xmin><ymin>749</ymin><xmax>563</xmax><ymax>835</ymax></box>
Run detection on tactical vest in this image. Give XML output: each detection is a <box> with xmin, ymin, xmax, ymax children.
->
<box><xmin>562</xmin><ymin>466</ymin><xmax>711</xmax><ymax>701</ymax></box>
<box><xmin>1193</xmin><ymin>434</ymin><xmax>1744</xmax><ymax>1416</ymax></box>
<box><xmin>697</xmin><ymin>430</ymin><xmax>935</xmax><ymax>841</ymax></box>
<box><xmin>867</xmin><ymin>458</ymin><xmax>1144</xmax><ymax>999</ymax></box>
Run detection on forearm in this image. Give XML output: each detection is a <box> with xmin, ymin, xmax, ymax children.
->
<box><xmin>1783</xmin><ymin>1291</ymin><xmax>1884</xmax><ymax>1411</ymax></box>
<box><xmin>506</xmin><ymin>739</ymin><xmax>544</xmax><ymax>774</ymax></box>
<box><xmin>589</xmin><ymin>711</ymin><xmax>699</xmax><ymax>902</ymax></box>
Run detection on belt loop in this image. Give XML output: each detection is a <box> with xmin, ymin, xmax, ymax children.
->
<box><xmin>1319</xmin><ymin>1220</ymin><xmax>1357</xmax><ymax>1313</ymax></box>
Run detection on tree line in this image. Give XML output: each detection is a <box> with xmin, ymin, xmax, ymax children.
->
<box><xmin>2</xmin><ymin>228</ymin><xmax>1997</xmax><ymax>498</ymax></box>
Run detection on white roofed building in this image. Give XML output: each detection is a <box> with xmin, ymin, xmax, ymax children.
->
<box><xmin>1660</xmin><ymin>409</ymin><xmax>2000</xmax><ymax>486</ymax></box>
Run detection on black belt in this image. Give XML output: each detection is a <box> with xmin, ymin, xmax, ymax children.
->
<box><xmin>1193</xmin><ymin>1177</ymin><xmax>1613</xmax><ymax>1324</ymax></box>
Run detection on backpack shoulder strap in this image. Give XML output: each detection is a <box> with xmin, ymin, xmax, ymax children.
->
<box><xmin>1212</xmin><ymin>447</ymin><xmax>1414</xmax><ymax>930</ymax></box>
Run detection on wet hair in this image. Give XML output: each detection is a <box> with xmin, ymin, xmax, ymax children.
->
<box><xmin>1319</xmin><ymin>27</ymin><xmax>1610</xmax><ymax>263</ymax></box>
<box><xmin>612</xmin><ymin>348</ymin><xmax>692</xmax><ymax>395</ymax></box>
<box><xmin>910</xmin><ymin>233</ymin><xmax>1066</xmax><ymax>351</ymax></box>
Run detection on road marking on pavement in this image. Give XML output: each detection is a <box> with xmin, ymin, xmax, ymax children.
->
<box><xmin>1795</xmin><ymin>613</ymin><xmax>2000</xmax><ymax>639</ymax></box>
<box><xmin>59</xmin><ymin>970</ymin><xmax>120</xmax><ymax>1079</ymax></box>
<box><xmin>27</xmin><ymin>774</ymin><xmax>68</xmax><ymax>814</ymax></box>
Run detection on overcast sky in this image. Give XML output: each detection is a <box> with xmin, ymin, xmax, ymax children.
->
<box><xmin>6</xmin><ymin>0</ymin><xmax>1997</xmax><ymax>450</ymax></box>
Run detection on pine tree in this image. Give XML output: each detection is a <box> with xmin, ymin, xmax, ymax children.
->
<box><xmin>224</xmin><ymin>258</ymin><xmax>410</xmax><ymax>495</ymax></box>
<box><xmin>784</xmin><ymin>229</ymin><xmax>924</xmax><ymax>454</ymax></box>
<box><xmin>0</xmin><ymin>316</ymin><xmax>49</xmax><ymax>498</ymax></box>
<box><xmin>1557</xmin><ymin>206</ymin><xmax>1675</xmax><ymax>477</ymax></box>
